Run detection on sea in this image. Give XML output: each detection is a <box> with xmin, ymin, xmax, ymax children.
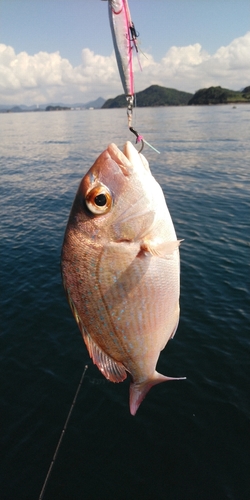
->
<box><xmin>1</xmin><ymin>105</ymin><xmax>249</xmax><ymax>500</ymax></box>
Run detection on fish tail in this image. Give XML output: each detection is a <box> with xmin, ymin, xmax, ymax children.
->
<box><xmin>129</xmin><ymin>372</ymin><xmax>186</xmax><ymax>416</ymax></box>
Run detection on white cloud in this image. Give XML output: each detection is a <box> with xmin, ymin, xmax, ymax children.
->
<box><xmin>134</xmin><ymin>32</ymin><xmax>250</xmax><ymax>92</ymax></box>
<box><xmin>0</xmin><ymin>32</ymin><xmax>249</xmax><ymax>105</ymax></box>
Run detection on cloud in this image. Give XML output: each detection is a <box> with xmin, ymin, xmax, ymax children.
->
<box><xmin>0</xmin><ymin>43</ymin><xmax>121</xmax><ymax>104</ymax></box>
<box><xmin>0</xmin><ymin>32</ymin><xmax>249</xmax><ymax>105</ymax></box>
<box><xmin>135</xmin><ymin>32</ymin><xmax>250</xmax><ymax>92</ymax></box>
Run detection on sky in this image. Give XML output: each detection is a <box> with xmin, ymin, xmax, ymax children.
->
<box><xmin>0</xmin><ymin>0</ymin><xmax>250</xmax><ymax>105</ymax></box>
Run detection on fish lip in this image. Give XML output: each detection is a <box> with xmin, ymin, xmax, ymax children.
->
<box><xmin>123</xmin><ymin>141</ymin><xmax>151</xmax><ymax>173</ymax></box>
<box><xmin>107</xmin><ymin>141</ymin><xmax>149</xmax><ymax>177</ymax></box>
<box><xmin>107</xmin><ymin>143</ymin><xmax>132</xmax><ymax>177</ymax></box>
<box><xmin>123</xmin><ymin>141</ymin><xmax>139</xmax><ymax>164</ymax></box>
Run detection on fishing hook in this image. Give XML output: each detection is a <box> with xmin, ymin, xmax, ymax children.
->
<box><xmin>130</xmin><ymin>23</ymin><xmax>139</xmax><ymax>40</ymax></box>
<box><xmin>129</xmin><ymin>126</ymin><xmax>144</xmax><ymax>153</ymax></box>
<box><xmin>126</xmin><ymin>23</ymin><xmax>139</xmax><ymax>52</ymax></box>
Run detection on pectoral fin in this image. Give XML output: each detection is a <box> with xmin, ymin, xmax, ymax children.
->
<box><xmin>140</xmin><ymin>239</ymin><xmax>183</xmax><ymax>259</ymax></box>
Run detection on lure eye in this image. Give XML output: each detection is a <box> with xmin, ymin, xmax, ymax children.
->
<box><xmin>85</xmin><ymin>184</ymin><xmax>113</xmax><ymax>215</ymax></box>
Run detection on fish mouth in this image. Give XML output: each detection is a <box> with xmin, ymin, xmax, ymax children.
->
<box><xmin>123</xmin><ymin>141</ymin><xmax>150</xmax><ymax>173</ymax></box>
<box><xmin>107</xmin><ymin>141</ymin><xmax>150</xmax><ymax>177</ymax></box>
<box><xmin>107</xmin><ymin>143</ymin><xmax>132</xmax><ymax>177</ymax></box>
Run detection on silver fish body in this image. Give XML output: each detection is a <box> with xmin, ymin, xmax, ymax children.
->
<box><xmin>61</xmin><ymin>142</ymin><xmax>185</xmax><ymax>415</ymax></box>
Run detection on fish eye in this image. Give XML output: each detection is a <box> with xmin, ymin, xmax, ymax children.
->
<box><xmin>85</xmin><ymin>184</ymin><xmax>112</xmax><ymax>215</ymax></box>
<box><xmin>94</xmin><ymin>193</ymin><xmax>107</xmax><ymax>206</ymax></box>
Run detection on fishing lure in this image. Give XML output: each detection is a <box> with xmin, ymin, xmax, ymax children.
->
<box><xmin>105</xmin><ymin>0</ymin><xmax>159</xmax><ymax>153</ymax></box>
<box><xmin>107</xmin><ymin>0</ymin><xmax>139</xmax><ymax>128</ymax></box>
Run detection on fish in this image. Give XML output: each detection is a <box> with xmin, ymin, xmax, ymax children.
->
<box><xmin>61</xmin><ymin>141</ymin><xmax>185</xmax><ymax>415</ymax></box>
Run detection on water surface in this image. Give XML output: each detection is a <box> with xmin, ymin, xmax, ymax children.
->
<box><xmin>1</xmin><ymin>105</ymin><xmax>250</xmax><ymax>499</ymax></box>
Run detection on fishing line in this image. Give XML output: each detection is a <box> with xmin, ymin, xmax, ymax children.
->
<box><xmin>38</xmin><ymin>364</ymin><xmax>88</xmax><ymax>500</ymax></box>
<box><xmin>128</xmin><ymin>33</ymin><xmax>160</xmax><ymax>154</ymax></box>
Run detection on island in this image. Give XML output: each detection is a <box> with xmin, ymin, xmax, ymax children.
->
<box><xmin>188</xmin><ymin>86</ymin><xmax>250</xmax><ymax>105</ymax></box>
<box><xmin>1</xmin><ymin>87</ymin><xmax>249</xmax><ymax>114</ymax></box>
<box><xmin>102</xmin><ymin>85</ymin><xmax>193</xmax><ymax>108</ymax></box>
<box><xmin>45</xmin><ymin>105</ymin><xmax>71</xmax><ymax>111</ymax></box>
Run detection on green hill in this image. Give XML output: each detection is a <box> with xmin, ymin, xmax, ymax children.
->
<box><xmin>45</xmin><ymin>105</ymin><xmax>71</xmax><ymax>111</ymax></box>
<box><xmin>102</xmin><ymin>85</ymin><xmax>193</xmax><ymax>108</ymax></box>
<box><xmin>188</xmin><ymin>86</ymin><xmax>250</xmax><ymax>105</ymax></box>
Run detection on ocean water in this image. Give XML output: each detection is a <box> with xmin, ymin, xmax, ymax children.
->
<box><xmin>1</xmin><ymin>105</ymin><xmax>249</xmax><ymax>500</ymax></box>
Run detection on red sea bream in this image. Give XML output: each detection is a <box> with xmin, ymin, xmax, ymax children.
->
<box><xmin>61</xmin><ymin>141</ymin><xmax>185</xmax><ymax>415</ymax></box>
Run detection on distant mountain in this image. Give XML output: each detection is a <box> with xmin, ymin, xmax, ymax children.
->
<box><xmin>84</xmin><ymin>97</ymin><xmax>106</xmax><ymax>108</ymax></box>
<box><xmin>8</xmin><ymin>106</ymin><xmax>23</xmax><ymax>113</ymax></box>
<box><xmin>46</xmin><ymin>97</ymin><xmax>106</xmax><ymax>109</ymax></box>
<box><xmin>102</xmin><ymin>85</ymin><xmax>193</xmax><ymax>108</ymax></box>
<box><xmin>0</xmin><ymin>97</ymin><xmax>105</xmax><ymax>113</ymax></box>
<box><xmin>0</xmin><ymin>104</ymin><xmax>43</xmax><ymax>111</ymax></box>
<box><xmin>17</xmin><ymin>104</ymin><xmax>38</xmax><ymax>111</ymax></box>
<box><xmin>188</xmin><ymin>86</ymin><xmax>250</xmax><ymax>105</ymax></box>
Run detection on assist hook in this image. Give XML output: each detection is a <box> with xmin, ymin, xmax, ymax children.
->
<box><xmin>129</xmin><ymin>126</ymin><xmax>144</xmax><ymax>153</ymax></box>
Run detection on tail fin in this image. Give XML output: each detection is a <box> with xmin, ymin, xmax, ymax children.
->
<box><xmin>129</xmin><ymin>372</ymin><xmax>186</xmax><ymax>416</ymax></box>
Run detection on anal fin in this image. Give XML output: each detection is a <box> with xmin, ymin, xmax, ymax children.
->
<box><xmin>82</xmin><ymin>330</ymin><xmax>127</xmax><ymax>383</ymax></box>
<box><xmin>67</xmin><ymin>289</ymin><xmax>127</xmax><ymax>383</ymax></box>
